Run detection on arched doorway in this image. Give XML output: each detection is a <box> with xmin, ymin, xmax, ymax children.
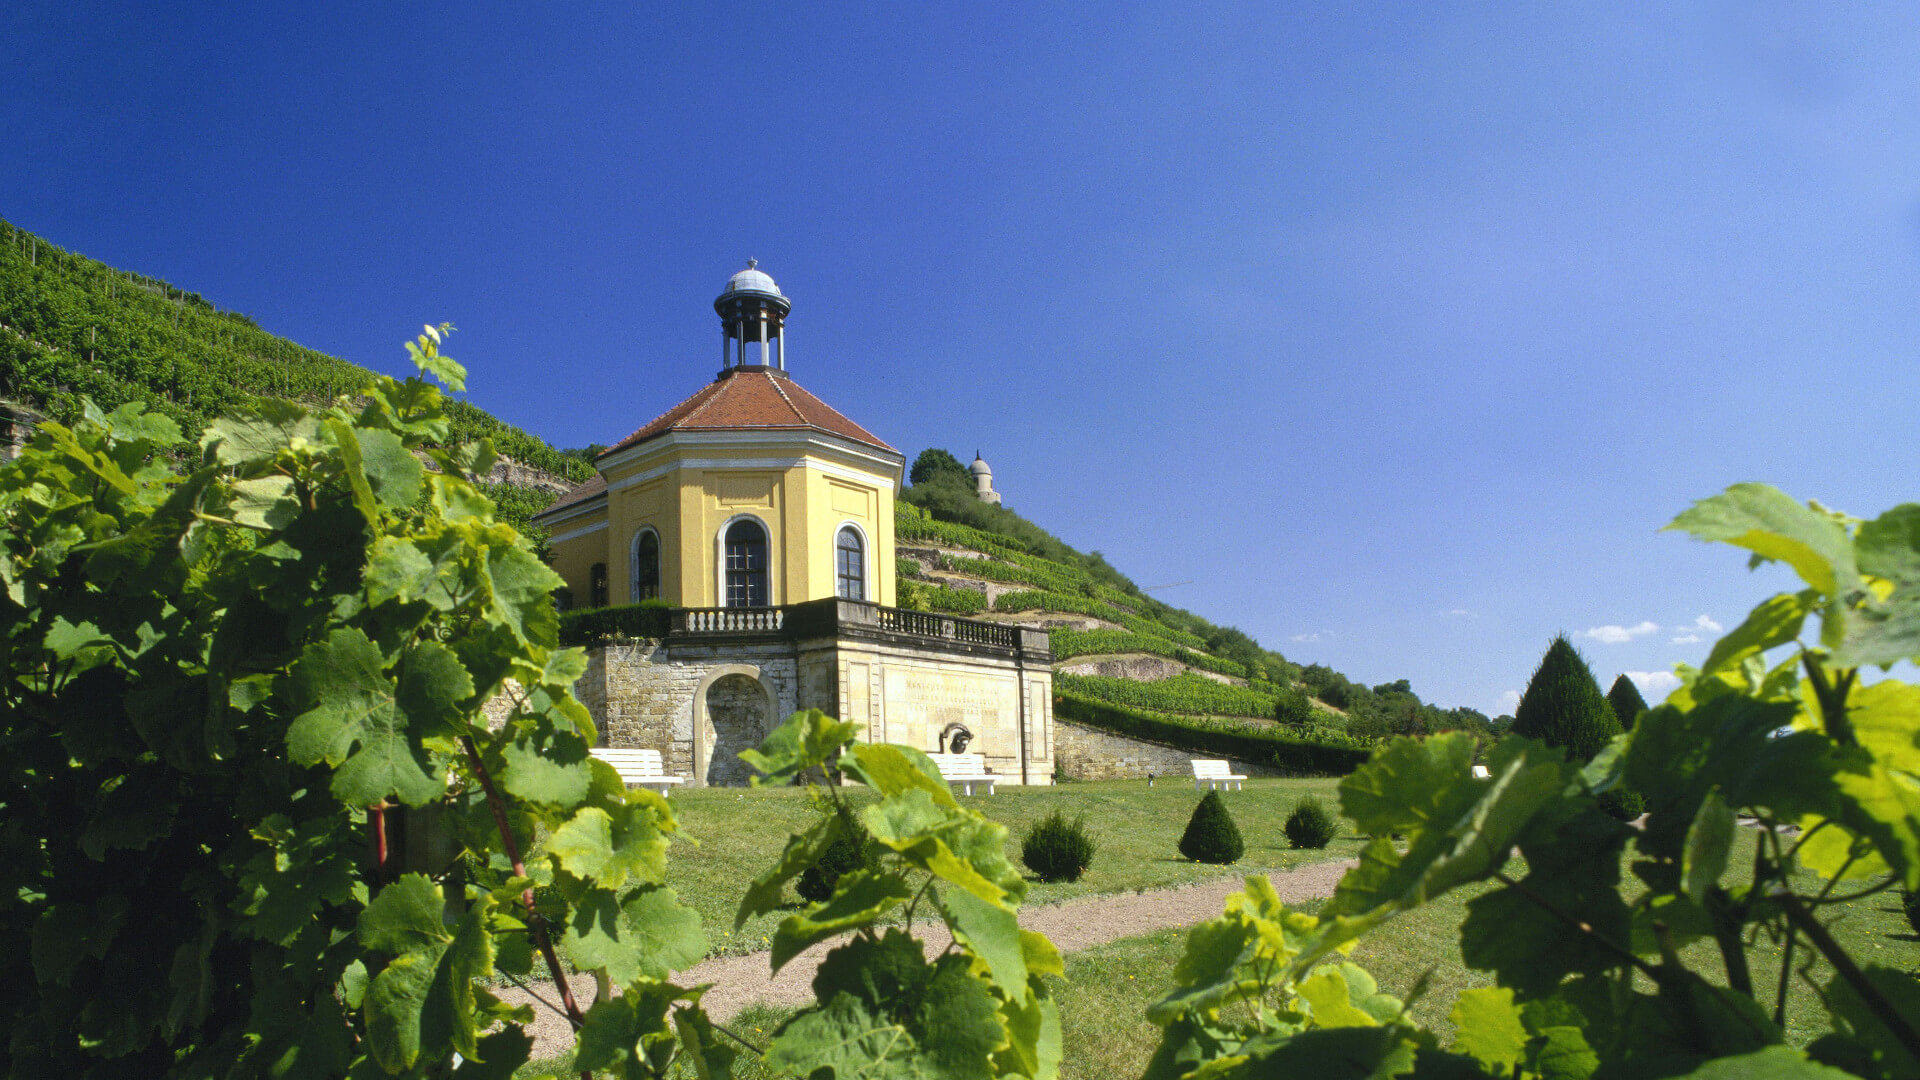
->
<box><xmin>701</xmin><ymin>672</ymin><xmax>770</xmax><ymax>786</ymax></box>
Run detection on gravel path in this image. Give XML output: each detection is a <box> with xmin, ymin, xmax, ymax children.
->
<box><xmin>500</xmin><ymin>857</ymin><xmax>1356</xmax><ymax>1061</ymax></box>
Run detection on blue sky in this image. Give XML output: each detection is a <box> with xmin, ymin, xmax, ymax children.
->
<box><xmin>6</xmin><ymin>3</ymin><xmax>1918</xmax><ymax>715</ymax></box>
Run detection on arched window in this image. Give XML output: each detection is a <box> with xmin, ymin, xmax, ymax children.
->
<box><xmin>589</xmin><ymin>563</ymin><xmax>609</xmax><ymax>609</ymax></box>
<box><xmin>723</xmin><ymin>519</ymin><xmax>769</xmax><ymax>607</ymax></box>
<box><xmin>836</xmin><ymin>526</ymin><xmax>865</xmax><ymax>601</ymax></box>
<box><xmin>630</xmin><ymin>529</ymin><xmax>660</xmax><ymax>602</ymax></box>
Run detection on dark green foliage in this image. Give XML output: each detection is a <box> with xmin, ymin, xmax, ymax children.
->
<box><xmin>1053</xmin><ymin>691</ymin><xmax>1372</xmax><ymax>775</ymax></box>
<box><xmin>1284</xmin><ymin>796</ymin><xmax>1339</xmax><ymax>849</ymax></box>
<box><xmin>1020</xmin><ymin>811</ymin><xmax>1096</xmax><ymax>882</ymax></box>
<box><xmin>1179</xmin><ymin>790</ymin><xmax>1245</xmax><ymax>864</ymax></box>
<box><xmin>1906</xmin><ymin>890</ymin><xmax>1920</xmax><ymax>938</ymax></box>
<box><xmin>1057</xmin><ymin>670</ymin><xmax>1283</xmax><ymax>721</ymax></box>
<box><xmin>909</xmin><ymin>447</ymin><xmax>970</xmax><ymax>486</ymax></box>
<box><xmin>798</xmin><ymin>803</ymin><xmax>873</xmax><ymax>902</ymax></box>
<box><xmin>1606</xmin><ymin>673</ymin><xmax>1651</xmax><ymax>730</ymax></box>
<box><xmin>896</xmin><ymin>580</ymin><xmax>988</xmax><ymax>614</ymax></box>
<box><xmin>557</xmin><ymin>599</ymin><xmax>672</xmax><ymax>644</ymax></box>
<box><xmin>1597</xmin><ymin>786</ymin><xmax>1648</xmax><ymax>822</ymax></box>
<box><xmin>1275</xmin><ymin>684</ymin><xmax>1317</xmax><ymax>726</ymax></box>
<box><xmin>1512</xmin><ymin>635</ymin><xmax>1623</xmax><ymax>763</ymax></box>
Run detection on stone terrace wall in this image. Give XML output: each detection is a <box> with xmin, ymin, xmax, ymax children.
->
<box><xmin>1053</xmin><ymin>719</ymin><xmax>1287</xmax><ymax>782</ymax></box>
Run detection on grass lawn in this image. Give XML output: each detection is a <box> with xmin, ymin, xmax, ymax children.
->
<box><xmin>663</xmin><ymin>777</ymin><xmax>1365</xmax><ymax>956</ymax></box>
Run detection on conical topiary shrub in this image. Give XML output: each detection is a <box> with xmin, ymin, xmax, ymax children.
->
<box><xmin>1606</xmin><ymin>674</ymin><xmax>1650</xmax><ymax>732</ymax></box>
<box><xmin>1178</xmin><ymin>790</ymin><xmax>1245</xmax><ymax>864</ymax></box>
<box><xmin>1284</xmin><ymin>795</ymin><xmax>1339</xmax><ymax>849</ymax></box>
<box><xmin>1513</xmin><ymin>635</ymin><xmax>1622</xmax><ymax>764</ymax></box>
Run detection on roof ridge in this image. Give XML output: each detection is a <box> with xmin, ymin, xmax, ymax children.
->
<box><xmin>679</xmin><ymin>379</ymin><xmax>730</xmax><ymax>426</ymax></box>
<box><xmin>764</xmin><ymin>371</ymin><xmax>807</xmax><ymax>424</ymax></box>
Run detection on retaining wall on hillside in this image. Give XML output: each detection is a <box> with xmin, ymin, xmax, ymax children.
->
<box><xmin>1053</xmin><ymin>719</ymin><xmax>1291</xmax><ymax>782</ymax></box>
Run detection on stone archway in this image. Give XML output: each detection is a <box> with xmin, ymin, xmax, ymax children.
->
<box><xmin>695</xmin><ymin>667</ymin><xmax>773</xmax><ymax>786</ymax></box>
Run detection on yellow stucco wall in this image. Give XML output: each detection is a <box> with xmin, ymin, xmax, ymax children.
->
<box><xmin>544</xmin><ymin>436</ymin><xmax>899</xmax><ymax>610</ymax></box>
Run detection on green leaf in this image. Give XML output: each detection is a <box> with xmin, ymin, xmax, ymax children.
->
<box><xmin>286</xmin><ymin>628</ymin><xmax>446</xmax><ymax>806</ymax></box>
<box><xmin>1297</xmin><ymin>964</ymin><xmax>1398</xmax><ymax>1028</ymax></box>
<box><xmin>484</xmin><ymin>541</ymin><xmax>563</xmax><ymax>646</ymax></box>
<box><xmin>765</xmin><ymin>993</ymin><xmax>919</xmax><ymax>1080</ymax></box>
<box><xmin>1679</xmin><ymin>1047</ymin><xmax>1859</xmax><ymax>1078</ymax></box>
<box><xmin>359</xmin><ymin>874</ymin><xmax>452</xmax><ymax>956</ymax></box>
<box><xmin>864</xmin><ymin>788</ymin><xmax>1025</xmax><ymax>909</ymax></box>
<box><xmin>742</xmin><ymin>709</ymin><xmax>862</xmax><ymax>786</ymax></box>
<box><xmin>1448</xmin><ymin>987</ymin><xmax>1527</xmax><ymax>1072</ymax></box>
<box><xmin>673</xmin><ymin>1003</ymin><xmax>740</xmax><ymax>1080</ymax></box>
<box><xmin>1703</xmin><ymin>591</ymin><xmax>1816</xmax><ymax>676</ymax></box>
<box><xmin>841</xmin><ymin>742</ymin><xmax>959</xmax><ymax>806</ymax></box>
<box><xmin>773</xmin><ymin>869</ymin><xmax>914</xmax><ymax>973</ymax></box>
<box><xmin>995</xmin><ymin>983</ymin><xmax>1062</xmax><ymax>1080</ymax></box>
<box><xmin>498</xmin><ymin>722</ymin><xmax>591</xmax><ymax>807</ymax></box>
<box><xmin>202</xmin><ymin>398</ymin><xmax>323</xmax><ymax>466</ymax></box>
<box><xmin>1846</xmin><ymin>679</ymin><xmax>1920</xmax><ymax>776</ymax></box>
<box><xmin>1682</xmin><ymin>789</ymin><xmax>1736</xmax><ymax>902</ymax></box>
<box><xmin>355</xmin><ymin>427</ymin><xmax>424</xmax><ymax>508</ymax></box>
<box><xmin>1235</xmin><ymin>1025</ymin><xmax>1418</xmax><ymax>1080</ymax></box>
<box><xmin>547</xmin><ymin>803</ymin><xmax>670</xmax><ymax>888</ymax></box>
<box><xmin>737</xmin><ymin>813</ymin><xmax>841</xmax><ymax>930</ymax></box>
<box><xmin>1667</xmin><ymin>484</ymin><xmax>1859</xmax><ymax>599</ymax></box>
<box><xmin>1822</xmin><ymin>964</ymin><xmax>1920</xmax><ymax>1080</ymax></box>
<box><xmin>1842</xmin><ymin>504</ymin><xmax>1920</xmax><ymax>667</ymax></box>
<box><xmin>230</xmin><ymin>474</ymin><xmax>299</xmax><ymax>530</ymax></box>
<box><xmin>1338</xmin><ymin>732</ymin><xmax>1482</xmax><ymax>838</ymax></box>
<box><xmin>366</xmin><ymin>943</ymin><xmax>446</xmax><ymax>1072</ymax></box>
<box><xmin>618</xmin><ymin>885</ymin><xmax>708</xmax><ymax>978</ymax></box>
<box><xmin>327</xmin><ymin>417</ymin><xmax>380</xmax><ymax>521</ymax></box>
<box><xmin>940</xmin><ymin>884</ymin><xmax>1031</xmax><ymax>1002</ymax></box>
<box><xmin>1459</xmin><ymin>802</ymin><xmax>1632</xmax><ymax>997</ymax></box>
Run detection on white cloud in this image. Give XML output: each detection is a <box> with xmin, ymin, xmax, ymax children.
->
<box><xmin>1693</xmin><ymin>614</ymin><xmax>1723</xmax><ymax>633</ymax></box>
<box><xmin>1290</xmin><ymin>632</ymin><xmax>1322</xmax><ymax>643</ymax></box>
<box><xmin>1583</xmin><ymin>621</ymin><xmax>1660</xmax><ymax>644</ymax></box>
<box><xmin>1624</xmin><ymin>670</ymin><xmax>1682</xmax><ymax>697</ymax></box>
<box><xmin>1670</xmin><ymin>633</ymin><xmax>1702</xmax><ymax>644</ymax></box>
<box><xmin>1495</xmin><ymin>690</ymin><xmax>1521</xmax><ymax>714</ymax></box>
<box><xmin>1444</xmin><ymin>608</ymin><xmax>1477</xmax><ymax>618</ymax></box>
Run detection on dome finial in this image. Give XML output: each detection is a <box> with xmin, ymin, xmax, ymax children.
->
<box><xmin>747</xmin><ymin>258</ymin><xmax>757</xmax><ymax>269</ymax></box>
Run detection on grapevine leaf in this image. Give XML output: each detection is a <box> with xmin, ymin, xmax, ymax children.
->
<box><xmin>397</xmin><ymin>639</ymin><xmax>473</xmax><ymax>737</ymax></box>
<box><xmin>737</xmin><ymin>813</ymin><xmax>841</xmax><ymax>930</ymax></box>
<box><xmin>915</xmin><ymin>953</ymin><xmax>1008</xmax><ymax>1080</ymax></box>
<box><xmin>358</xmin><ymin>874</ymin><xmax>451</xmax><ymax>956</ymax></box>
<box><xmin>202</xmin><ymin>398</ymin><xmax>322</xmax><ymax>466</ymax></box>
<box><xmin>940</xmin><ymin>885</ymin><xmax>1030</xmax><ymax>1002</ymax></box>
<box><xmin>1146</xmin><ymin>907</ymin><xmax>1264</xmax><ymax>1023</ymax></box>
<box><xmin>230</xmin><ymin>475</ymin><xmax>299</xmax><ymax>530</ymax></box>
<box><xmin>1821</xmin><ymin>964</ymin><xmax>1920</xmax><ymax>1080</ymax></box>
<box><xmin>484</xmin><ymin>542</ymin><xmax>563</xmax><ymax>647</ymax></box>
<box><xmin>326</xmin><ymin>417</ymin><xmax>379</xmax><ymax>521</ymax></box>
<box><xmin>1666</xmin><ymin>483</ymin><xmax>1858</xmax><ymax>598</ymax></box>
<box><xmin>841</xmin><ymin>742</ymin><xmax>959</xmax><ymax>806</ymax></box>
<box><xmin>1827</xmin><ymin>760</ymin><xmax>1920</xmax><ymax>889</ymax></box>
<box><xmin>673</xmin><ymin>1004</ymin><xmax>741</xmax><ymax>1080</ymax></box>
<box><xmin>1338</xmin><ymin>731</ymin><xmax>1482</xmax><ymax>838</ymax></box>
<box><xmin>286</xmin><ymin>628</ymin><xmax>445</xmax><ymax>807</ymax></box>
<box><xmin>1845</xmin><ymin>679</ymin><xmax>1920</xmax><ymax>776</ymax></box>
<box><xmin>1448</xmin><ymin>987</ymin><xmax>1527</xmax><ymax>1072</ymax></box>
<box><xmin>1842</xmin><ymin>504</ymin><xmax>1920</xmax><ymax>667</ymax></box>
<box><xmin>453</xmin><ymin>1028</ymin><xmax>534</xmax><ymax>1079</ymax></box>
<box><xmin>1234</xmin><ymin>1026</ymin><xmax>1418</xmax><ymax>1080</ymax></box>
<box><xmin>864</xmin><ymin>788</ymin><xmax>1024</xmax><ymax>908</ymax></box>
<box><xmin>355</xmin><ymin>427</ymin><xmax>424</xmax><ymax>508</ymax></box>
<box><xmin>574</xmin><ymin>983</ymin><xmax>680</xmax><ymax>1076</ymax></box>
<box><xmin>765</xmin><ymin>993</ymin><xmax>919</xmax><ymax>1080</ymax></box>
<box><xmin>1297</xmin><ymin>965</ymin><xmax>1388</xmax><ymax>1028</ymax></box>
<box><xmin>618</xmin><ymin>885</ymin><xmax>708</xmax><ymax>979</ymax></box>
<box><xmin>497</xmin><ymin>723</ymin><xmax>591</xmax><ymax>806</ymax></box>
<box><xmin>772</xmin><ymin>869</ymin><xmax>914</xmax><ymax>973</ymax></box>
<box><xmin>436</xmin><ymin>893</ymin><xmax>497</xmax><ymax>1059</ymax></box>
<box><xmin>1682</xmin><ymin>789</ymin><xmax>1735</xmax><ymax>902</ymax></box>
<box><xmin>1021</xmin><ymin>928</ymin><xmax>1066</xmax><ymax>980</ymax></box>
<box><xmin>1459</xmin><ymin>802</ymin><xmax>1632</xmax><ymax>997</ymax></box>
<box><xmin>995</xmin><ymin>983</ymin><xmax>1063</xmax><ymax>1080</ymax></box>
<box><xmin>366</xmin><ymin>944</ymin><xmax>446</xmax><ymax>1072</ymax></box>
<box><xmin>547</xmin><ymin>804</ymin><xmax>669</xmax><ymax>888</ymax></box>
<box><xmin>560</xmin><ymin>887</ymin><xmax>646</xmax><ymax>985</ymax></box>
<box><xmin>1702</xmin><ymin>591</ymin><xmax>1816</xmax><ymax>676</ymax></box>
<box><xmin>743</xmin><ymin>709</ymin><xmax>862</xmax><ymax>786</ymax></box>
<box><xmin>1528</xmin><ymin>1025</ymin><xmax>1599</xmax><ymax>1080</ymax></box>
<box><xmin>1679</xmin><ymin>1047</ymin><xmax>1860</xmax><ymax>1078</ymax></box>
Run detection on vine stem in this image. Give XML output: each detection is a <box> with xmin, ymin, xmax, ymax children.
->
<box><xmin>1776</xmin><ymin>889</ymin><xmax>1920</xmax><ymax>1061</ymax></box>
<box><xmin>460</xmin><ymin>734</ymin><xmax>592</xmax><ymax>1080</ymax></box>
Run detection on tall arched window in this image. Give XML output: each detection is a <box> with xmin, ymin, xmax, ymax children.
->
<box><xmin>723</xmin><ymin>519</ymin><xmax>769</xmax><ymax>607</ymax></box>
<box><xmin>836</xmin><ymin>526</ymin><xmax>865</xmax><ymax>601</ymax></box>
<box><xmin>589</xmin><ymin>563</ymin><xmax>609</xmax><ymax>609</ymax></box>
<box><xmin>630</xmin><ymin>529</ymin><xmax>660</xmax><ymax>602</ymax></box>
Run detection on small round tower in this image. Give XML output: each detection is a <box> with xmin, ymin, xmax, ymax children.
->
<box><xmin>715</xmin><ymin>259</ymin><xmax>791</xmax><ymax>373</ymax></box>
<box><xmin>970</xmin><ymin>451</ymin><xmax>1001</xmax><ymax>505</ymax></box>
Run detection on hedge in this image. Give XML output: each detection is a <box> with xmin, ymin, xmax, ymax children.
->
<box><xmin>1054</xmin><ymin>671</ymin><xmax>1280</xmax><ymax>720</ymax></box>
<box><xmin>1052</xmin><ymin>691</ymin><xmax>1373</xmax><ymax>776</ymax></box>
<box><xmin>558</xmin><ymin>601</ymin><xmax>671</xmax><ymax>645</ymax></box>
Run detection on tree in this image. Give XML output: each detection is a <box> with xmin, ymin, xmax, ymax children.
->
<box><xmin>908</xmin><ymin>447</ymin><xmax>968</xmax><ymax>486</ymax></box>
<box><xmin>1511</xmin><ymin>634</ymin><xmax>1621</xmax><ymax>763</ymax></box>
<box><xmin>1606</xmin><ymin>672</ymin><xmax>1651</xmax><ymax>731</ymax></box>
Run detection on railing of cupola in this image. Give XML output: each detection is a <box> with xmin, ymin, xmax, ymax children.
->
<box><xmin>673</xmin><ymin>607</ymin><xmax>787</xmax><ymax>633</ymax></box>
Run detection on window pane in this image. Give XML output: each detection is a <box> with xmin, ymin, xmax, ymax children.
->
<box><xmin>836</xmin><ymin>527</ymin><xmax>864</xmax><ymax>601</ymax></box>
<box><xmin>724</xmin><ymin>520</ymin><xmax>769</xmax><ymax>607</ymax></box>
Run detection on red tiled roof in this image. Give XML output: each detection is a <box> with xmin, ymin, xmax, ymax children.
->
<box><xmin>601</xmin><ymin>369</ymin><xmax>896</xmax><ymax>457</ymax></box>
<box><xmin>533</xmin><ymin>473</ymin><xmax>605</xmax><ymax>520</ymax></box>
<box><xmin>534</xmin><ymin>369</ymin><xmax>897</xmax><ymax>523</ymax></box>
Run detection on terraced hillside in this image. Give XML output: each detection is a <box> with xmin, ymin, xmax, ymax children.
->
<box><xmin>0</xmin><ymin>219</ymin><xmax>588</xmax><ymax>534</ymax></box>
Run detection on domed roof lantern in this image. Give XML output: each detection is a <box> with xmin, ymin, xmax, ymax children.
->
<box><xmin>970</xmin><ymin>452</ymin><xmax>991</xmax><ymax>476</ymax></box>
<box><xmin>715</xmin><ymin>259</ymin><xmax>792</xmax><ymax>376</ymax></box>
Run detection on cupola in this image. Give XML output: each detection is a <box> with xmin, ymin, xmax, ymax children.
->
<box><xmin>714</xmin><ymin>259</ymin><xmax>791</xmax><ymax>373</ymax></box>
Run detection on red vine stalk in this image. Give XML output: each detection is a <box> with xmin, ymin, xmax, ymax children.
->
<box><xmin>460</xmin><ymin>734</ymin><xmax>592</xmax><ymax>1070</ymax></box>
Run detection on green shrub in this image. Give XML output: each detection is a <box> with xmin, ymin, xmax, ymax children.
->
<box><xmin>1178</xmin><ymin>790</ymin><xmax>1245</xmax><ymax>864</ymax></box>
<box><xmin>1283</xmin><ymin>796</ymin><xmax>1339</xmax><ymax>849</ymax></box>
<box><xmin>1513</xmin><ymin>635</ymin><xmax>1622</xmax><ymax>763</ymax></box>
<box><xmin>1020</xmin><ymin>811</ymin><xmax>1096</xmax><ymax>882</ymax></box>
<box><xmin>1052</xmin><ymin>691</ymin><xmax>1372</xmax><ymax>775</ymax></box>
<box><xmin>797</xmin><ymin>803</ymin><xmax>873</xmax><ymax>903</ymax></box>
<box><xmin>1606</xmin><ymin>673</ymin><xmax>1650</xmax><ymax>731</ymax></box>
<box><xmin>557</xmin><ymin>599</ymin><xmax>671</xmax><ymax>645</ymax></box>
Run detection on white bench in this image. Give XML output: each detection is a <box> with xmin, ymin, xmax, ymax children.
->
<box><xmin>1191</xmin><ymin>759</ymin><xmax>1247</xmax><ymax>791</ymax></box>
<box><xmin>929</xmin><ymin>752</ymin><xmax>997</xmax><ymax>796</ymax></box>
<box><xmin>590</xmin><ymin>748</ymin><xmax>687</xmax><ymax>796</ymax></box>
<box><xmin>1472</xmin><ymin>764</ymin><xmax>1491</xmax><ymax>779</ymax></box>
